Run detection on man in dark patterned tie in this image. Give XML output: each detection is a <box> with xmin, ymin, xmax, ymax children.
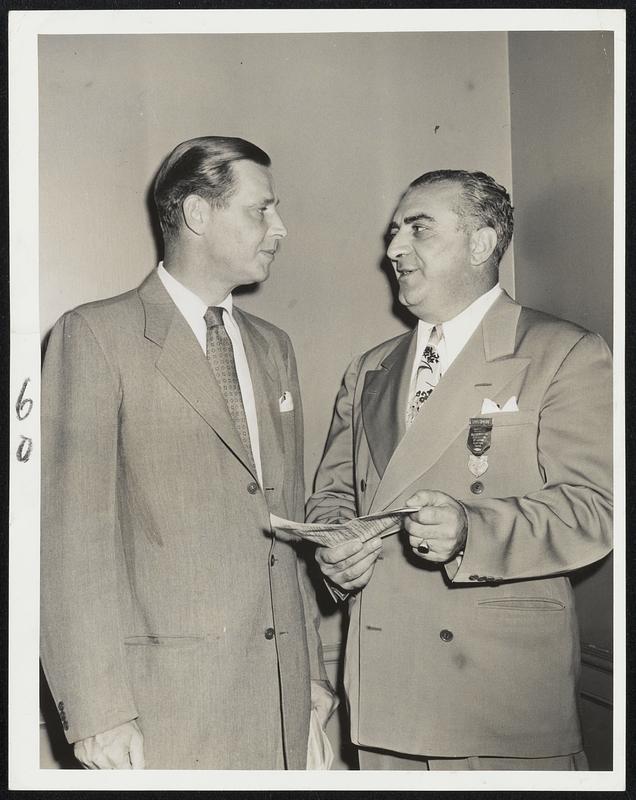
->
<box><xmin>306</xmin><ymin>170</ymin><xmax>612</xmax><ymax>770</ymax></box>
<box><xmin>41</xmin><ymin>136</ymin><xmax>335</xmax><ymax>769</ymax></box>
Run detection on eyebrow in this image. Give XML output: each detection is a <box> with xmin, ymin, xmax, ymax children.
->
<box><xmin>403</xmin><ymin>212</ymin><xmax>435</xmax><ymax>225</ymax></box>
<box><xmin>389</xmin><ymin>212</ymin><xmax>435</xmax><ymax>230</ymax></box>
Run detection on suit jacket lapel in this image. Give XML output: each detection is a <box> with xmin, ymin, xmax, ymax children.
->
<box><xmin>362</xmin><ymin>332</ymin><xmax>415</xmax><ymax>479</ymax></box>
<box><xmin>138</xmin><ymin>272</ymin><xmax>258</xmax><ymax>481</ymax></box>
<box><xmin>234</xmin><ymin>309</ymin><xmax>284</xmax><ymax>495</ymax></box>
<box><xmin>370</xmin><ymin>292</ymin><xmax>530</xmax><ymax>513</ymax></box>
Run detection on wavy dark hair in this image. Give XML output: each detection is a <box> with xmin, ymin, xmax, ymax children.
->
<box><xmin>153</xmin><ymin>136</ymin><xmax>271</xmax><ymax>241</ymax></box>
<box><xmin>408</xmin><ymin>169</ymin><xmax>514</xmax><ymax>266</ymax></box>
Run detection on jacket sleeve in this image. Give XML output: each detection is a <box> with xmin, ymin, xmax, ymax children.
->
<box><xmin>305</xmin><ymin>355</ymin><xmax>362</xmax><ymax>526</ymax></box>
<box><xmin>40</xmin><ymin>311</ymin><xmax>137</xmax><ymax>743</ymax></box>
<box><xmin>451</xmin><ymin>331</ymin><xmax>613</xmax><ymax>583</ymax></box>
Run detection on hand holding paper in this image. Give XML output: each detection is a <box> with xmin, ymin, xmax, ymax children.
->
<box><xmin>269</xmin><ymin>507</ymin><xmax>418</xmax><ymax>548</ymax></box>
<box><xmin>271</xmin><ymin>507</ymin><xmax>419</xmax><ymax>592</ymax></box>
<box><xmin>404</xmin><ymin>490</ymin><xmax>468</xmax><ymax>563</ymax></box>
<box><xmin>315</xmin><ymin>536</ymin><xmax>383</xmax><ymax>591</ymax></box>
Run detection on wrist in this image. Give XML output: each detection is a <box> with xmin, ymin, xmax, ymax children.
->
<box><xmin>453</xmin><ymin>506</ymin><xmax>469</xmax><ymax>558</ymax></box>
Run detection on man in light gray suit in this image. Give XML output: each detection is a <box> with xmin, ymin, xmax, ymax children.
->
<box><xmin>41</xmin><ymin>136</ymin><xmax>335</xmax><ymax>769</ymax></box>
<box><xmin>307</xmin><ymin>170</ymin><xmax>612</xmax><ymax>770</ymax></box>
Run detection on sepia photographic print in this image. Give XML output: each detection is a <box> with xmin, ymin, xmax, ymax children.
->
<box><xmin>8</xmin><ymin>8</ymin><xmax>625</xmax><ymax>791</ymax></box>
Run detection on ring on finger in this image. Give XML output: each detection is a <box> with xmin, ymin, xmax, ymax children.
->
<box><xmin>417</xmin><ymin>540</ymin><xmax>430</xmax><ymax>554</ymax></box>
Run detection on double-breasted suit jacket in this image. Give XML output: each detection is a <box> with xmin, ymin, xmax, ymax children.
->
<box><xmin>41</xmin><ymin>270</ymin><xmax>327</xmax><ymax>769</ymax></box>
<box><xmin>307</xmin><ymin>291</ymin><xmax>612</xmax><ymax>759</ymax></box>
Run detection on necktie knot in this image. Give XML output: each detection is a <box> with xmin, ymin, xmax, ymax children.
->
<box><xmin>426</xmin><ymin>324</ymin><xmax>442</xmax><ymax>349</ymax></box>
<box><xmin>204</xmin><ymin>306</ymin><xmax>224</xmax><ymax>328</ymax></box>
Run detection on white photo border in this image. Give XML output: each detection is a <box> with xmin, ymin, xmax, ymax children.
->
<box><xmin>9</xmin><ymin>7</ymin><xmax>626</xmax><ymax>791</ymax></box>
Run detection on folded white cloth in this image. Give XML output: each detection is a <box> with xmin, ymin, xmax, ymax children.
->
<box><xmin>279</xmin><ymin>391</ymin><xmax>294</xmax><ymax>412</ymax></box>
<box><xmin>481</xmin><ymin>395</ymin><xmax>519</xmax><ymax>414</ymax></box>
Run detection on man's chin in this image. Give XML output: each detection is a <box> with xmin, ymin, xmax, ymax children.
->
<box><xmin>398</xmin><ymin>293</ymin><xmax>433</xmax><ymax>321</ymax></box>
<box><xmin>398</xmin><ymin>291</ymin><xmax>421</xmax><ymax>311</ymax></box>
<box><xmin>247</xmin><ymin>264</ymin><xmax>271</xmax><ymax>285</ymax></box>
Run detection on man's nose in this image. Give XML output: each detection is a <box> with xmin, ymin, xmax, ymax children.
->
<box><xmin>269</xmin><ymin>210</ymin><xmax>287</xmax><ymax>239</ymax></box>
<box><xmin>386</xmin><ymin>228</ymin><xmax>410</xmax><ymax>260</ymax></box>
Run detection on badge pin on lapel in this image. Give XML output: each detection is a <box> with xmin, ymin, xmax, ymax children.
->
<box><xmin>467</xmin><ymin>417</ymin><xmax>493</xmax><ymax>477</ymax></box>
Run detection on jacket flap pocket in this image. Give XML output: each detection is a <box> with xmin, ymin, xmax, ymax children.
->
<box><xmin>124</xmin><ymin>634</ymin><xmax>204</xmax><ymax>646</ymax></box>
<box><xmin>478</xmin><ymin>597</ymin><xmax>564</xmax><ymax>610</ymax></box>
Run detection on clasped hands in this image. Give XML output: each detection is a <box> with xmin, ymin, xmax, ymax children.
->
<box><xmin>316</xmin><ymin>490</ymin><xmax>468</xmax><ymax>591</ymax></box>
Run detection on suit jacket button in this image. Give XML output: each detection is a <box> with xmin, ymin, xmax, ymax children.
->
<box><xmin>469</xmin><ymin>575</ymin><xmax>479</xmax><ymax>581</ymax></box>
<box><xmin>57</xmin><ymin>701</ymin><xmax>65</xmax><ymax>710</ymax></box>
<box><xmin>264</xmin><ymin>627</ymin><xmax>275</xmax><ymax>640</ymax></box>
<box><xmin>360</xmin><ymin>479</ymin><xmax>366</xmax><ymax>492</ymax></box>
<box><xmin>440</xmin><ymin>629</ymin><xmax>454</xmax><ymax>642</ymax></box>
<box><xmin>247</xmin><ymin>481</ymin><xmax>259</xmax><ymax>495</ymax></box>
<box><xmin>270</xmin><ymin>554</ymin><xmax>276</xmax><ymax>567</ymax></box>
<box><xmin>470</xmin><ymin>481</ymin><xmax>484</xmax><ymax>494</ymax></box>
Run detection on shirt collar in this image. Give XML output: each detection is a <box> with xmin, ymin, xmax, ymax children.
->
<box><xmin>443</xmin><ymin>283</ymin><xmax>502</xmax><ymax>338</ymax></box>
<box><xmin>415</xmin><ymin>284</ymin><xmax>502</xmax><ymax>368</ymax></box>
<box><xmin>157</xmin><ymin>262</ymin><xmax>234</xmax><ymax>323</ymax></box>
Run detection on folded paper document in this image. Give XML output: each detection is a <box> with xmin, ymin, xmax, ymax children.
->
<box><xmin>269</xmin><ymin>507</ymin><xmax>418</xmax><ymax>548</ymax></box>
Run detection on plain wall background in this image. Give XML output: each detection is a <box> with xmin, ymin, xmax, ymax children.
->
<box><xmin>508</xmin><ymin>30</ymin><xmax>614</xmax><ymax>654</ymax></box>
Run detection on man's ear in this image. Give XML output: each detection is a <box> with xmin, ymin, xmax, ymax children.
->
<box><xmin>469</xmin><ymin>227</ymin><xmax>498</xmax><ymax>266</ymax></box>
<box><xmin>182</xmin><ymin>194</ymin><xmax>210</xmax><ymax>235</ymax></box>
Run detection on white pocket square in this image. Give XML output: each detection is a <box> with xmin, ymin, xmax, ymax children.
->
<box><xmin>480</xmin><ymin>395</ymin><xmax>519</xmax><ymax>414</ymax></box>
<box><xmin>279</xmin><ymin>391</ymin><xmax>294</xmax><ymax>412</ymax></box>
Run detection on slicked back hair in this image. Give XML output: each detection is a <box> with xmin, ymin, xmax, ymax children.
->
<box><xmin>153</xmin><ymin>136</ymin><xmax>271</xmax><ymax>241</ymax></box>
<box><xmin>407</xmin><ymin>170</ymin><xmax>514</xmax><ymax>267</ymax></box>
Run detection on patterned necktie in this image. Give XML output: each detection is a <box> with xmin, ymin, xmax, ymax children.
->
<box><xmin>406</xmin><ymin>325</ymin><xmax>443</xmax><ymax>427</ymax></box>
<box><xmin>204</xmin><ymin>306</ymin><xmax>256</xmax><ymax>473</ymax></box>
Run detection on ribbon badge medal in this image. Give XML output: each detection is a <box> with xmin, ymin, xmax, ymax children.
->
<box><xmin>467</xmin><ymin>417</ymin><xmax>493</xmax><ymax>478</ymax></box>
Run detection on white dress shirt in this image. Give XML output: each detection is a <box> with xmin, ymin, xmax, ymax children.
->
<box><xmin>157</xmin><ymin>263</ymin><xmax>263</xmax><ymax>486</ymax></box>
<box><xmin>407</xmin><ymin>284</ymin><xmax>503</xmax><ymax>406</ymax></box>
